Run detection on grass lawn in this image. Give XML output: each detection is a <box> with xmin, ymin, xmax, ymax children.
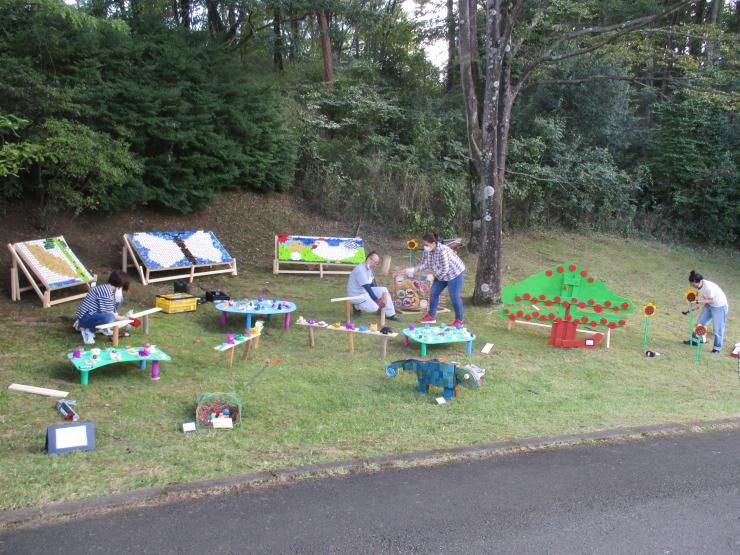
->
<box><xmin>0</xmin><ymin>230</ymin><xmax>738</xmax><ymax>511</ymax></box>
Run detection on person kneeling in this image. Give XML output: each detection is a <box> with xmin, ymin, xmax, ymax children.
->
<box><xmin>73</xmin><ymin>270</ymin><xmax>132</xmax><ymax>344</ymax></box>
<box><xmin>347</xmin><ymin>251</ymin><xmax>400</xmax><ymax>322</ymax></box>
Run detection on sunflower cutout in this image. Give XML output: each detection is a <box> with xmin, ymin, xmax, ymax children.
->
<box><xmin>406</xmin><ymin>239</ymin><xmax>419</xmax><ymax>250</ymax></box>
<box><xmin>694</xmin><ymin>323</ymin><xmax>707</xmax><ymax>337</ymax></box>
<box><xmin>642</xmin><ymin>302</ymin><xmax>657</xmax><ymax>318</ymax></box>
<box><xmin>685</xmin><ymin>289</ymin><xmax>698</xmax><ymax>303</ymax></box>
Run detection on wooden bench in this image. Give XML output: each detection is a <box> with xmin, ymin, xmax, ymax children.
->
<box><xmin>297</xmin><ymin>317</ymin><xmax>397</xmax><ymax>358</ymax></box>
<box><xmin>214</xmin><ymin>331</ymin><xmax>261</xmax><ymax>368</ymax></box>
<box><xmin>95</xmin><ymin>307</ymin><xmax>163</xmax><ymax>346</ymax></box>
<box><xmin>330</xmin><ymin>292</ymin><xmax>391</xmax><ymax>328</ymax></box>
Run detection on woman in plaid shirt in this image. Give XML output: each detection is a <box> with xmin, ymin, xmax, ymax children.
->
<box><xmin>409</xmin><ymin>232</ymin><xmax>466</xmax><ymax>326</ymax></box>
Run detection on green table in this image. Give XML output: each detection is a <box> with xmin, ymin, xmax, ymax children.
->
<box><xmin>67</xmin><ymin>345</ymin><xmax>171</xmax><ymax>385</ymax></box>
<box><xmin>402</xmin><ymin>325</ymin><xmax>475</xmax><ymax>357</ymax></box>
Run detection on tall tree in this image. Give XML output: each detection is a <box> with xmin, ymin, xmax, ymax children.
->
<box><xmin>317</xmin><ymin>9</ymin><xmax>335</xmax><ymax>89</ymax></box>
<box><xmin>458</xmin><ymin>0</ymin><xmax>698</xmax><ymax>304</ymax></box>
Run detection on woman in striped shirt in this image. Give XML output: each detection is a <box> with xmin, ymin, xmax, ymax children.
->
<box><xmin>408</xmin><ymin>232</ymin><xmax>466</xmax><ymax>327</ymax></box>
<box><xmin>74</xmin><ymin>270</ymin><xmax>131</xmax><ymax>344</ymax></box>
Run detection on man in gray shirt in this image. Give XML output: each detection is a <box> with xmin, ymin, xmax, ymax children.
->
<box><xmin>347</xmin><ymin>251</ymin><xmax>400</xmax><ymax>321</ymax></box>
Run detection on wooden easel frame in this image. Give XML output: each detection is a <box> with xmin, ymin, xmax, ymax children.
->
<box><xmin>7</xmin><ymin>241</ymin><xmax>96</xmax><ymax>309</ymax></box>
<box><xmin>272</xmin><ymin>236</ymin><xmax>360</xmax><ymax>277</ymax></box>
<box><xmin>122</xmin><ymin>233</ymin><xmax>238</xmax><ymax>286</ymax></box>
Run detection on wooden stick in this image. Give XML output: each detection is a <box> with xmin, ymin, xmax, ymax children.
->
<box><xmin>273</xmin><ymin>236</ymin><xmax>279</xmax><ymax>275</ymax></box>
<box><xmin>226</xmin><ymin>346</ymin><xmax>235</xmax><ymax>368</ymax></box>
<box><xmin>381</xmin><ymin>336</ymin><xmax>388</xmax><ymax>358</ymax></box>
<box><xmin>348</xmin><ymin>331</ymin><xmax>354</xmax><ymax>352</ymax></box>
<box><xmin>123</xmin><ymin>235</ymin><xmax>147</xmax><ymax>285</ymax></box>
<box><xmin>9</xmin><ymin>383</ymin><xmax>69</xmax><ymax>397</ymax></box>
<box><xmin>308</xmin><ymin>326</ymin><xmax>315</xmax><ymax>347</ymax></box>
<box><xmin>345</xmin><ymin>300</ymin><xmax>351</xmax><ymax>323</ymax></box>
<box><xmin>112</xmin><ymin>326</ymin><xmax>120</xmax><ymax>347</ymax></box>
<box><xmin>242</xmin><ymin>339</ymin><xmax>251</xmax><ymax>360</ymax></box>
<box><xmin>381</xmin><ymin>255</ymin><xmax>392</xmax><ymax>275</ymax></box>
<box><xmin>379</xmin><ymin>291</ymin><xmax>388</xmax><ymax>327</ymax></box>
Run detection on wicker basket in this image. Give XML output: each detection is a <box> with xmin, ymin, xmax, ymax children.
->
<box><xmin>195</xmin><ymin>392</ymin><xmax>243</xmax><ymax>428</ymax></box>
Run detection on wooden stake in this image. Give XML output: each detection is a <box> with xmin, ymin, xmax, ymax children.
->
<box><xmin>308</xmin><ymin>326</ymin><xmax>316</xmax><ymax>347</ymax></box>
<box><xmin>345</xmin><ymin>300</ymin><xmax>351</xmax><ymax>323</ymax></box>
<box><xmin>381</xmin><ymin>255</ymin><xmax>392</xmax><ymax>275</ymax></box>
<box><xmin>242</xmin><ymin>339</ymin><xmax>251</xmax><ymax>360</ymax></box>
<box><xmin>9</xmin><ymin>383</ymin><xmax>69</xmax><ymax>397</ymax></box>
<box><xmin>381</xmin><ymin>336</ymin><xmax>388</xmax><ymax>358</ymax></box>
<box><xmin>227</xmin><ymin>346</ymin><xmax>235</xmax><ymax>368</ymax></box>
<box><xmin>112</xmin><ymin>326</ymin><xmax>120</xmax><ymax>347</ymax></box>
<box><xmin>348</xmin><ymin>331</ymin><xmax>354</xmax><ymax>352</ymax></box>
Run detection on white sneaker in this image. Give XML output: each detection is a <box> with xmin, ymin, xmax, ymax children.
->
<box><xmin>98</xmin><ymin>327</ymin><xmax>114</xmax><ymax>337</ymax></box>
<box><xmin>72</xmin><ymin>319</ymin><xmax>80</xmax><ymax>331</ymax></box>
<box><xmin>81</xmin><ymin>329</ymin><xmax>96</xmax><ymax>345</ymax></box>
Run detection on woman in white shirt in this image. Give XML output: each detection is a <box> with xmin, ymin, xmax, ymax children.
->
<box><xmin>686</xmin><ymin>270</ymin><xmax>729</xmax><ymax>353</ymax></box>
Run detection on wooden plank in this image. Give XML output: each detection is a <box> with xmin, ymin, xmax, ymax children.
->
<box><xmin>144</xmin><ymin>267</ymin><xmax>235</xmax><ymax>284</ymax></box>
<box><xmin>123</xmin><ymin>235</ymin><xmax>147</xmax><ymax>285</ymax></box>
<box><xmin>129</xmin><ymin>307</ymin><xmax>163</xmax><ymax>318</ymax></box>
<box><xmin>8</xmin><ymin>245</ymin><xmax>46</xmax><ymax>304</ymax></box>
<box><xmin>330</xmin><ymin>295</ymin><xmax>366</xmax><ymax>303</ymax></box>
<box><xmin>273</xmin><ymin>236</ymin><xmax>279</xmax><ymax>275</ymax></box>
<box><xmin>9</xmin><ymin>383</ymin><xmax>69</xmax><ymax>397</ymax></box>
<box><xmin>274</xmin><ymin>269</ymin><xmax>354</xmax><ymax>276</ymax></box>
<box><xmin>96</xmin><ymin>319</ymin><xmax>133</xmax><ymax>330</ymax></box>
<box><xmin>47</xmin><ymin>291</ymin><xmax>89</xmax><ymax>307</ymax></box>
<box><xmin>227</xmin><ymin>346</ymin><xmax>235</xmax><ymax>368</ymax></box>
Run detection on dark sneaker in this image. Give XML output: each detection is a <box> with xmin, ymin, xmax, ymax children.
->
<box><xmin>353</xmin><ymin>306</ymin><xmax>362</xmax><ymax>316</ymax></box>
<box><xmin>711</xmin><ymin>349</ymin><xmax>721</xmax><ymax>354</ymax></box>
<box><xmin>386</xmin><ymin>314</ymin><xmax>401</xmax><ymax>322</ymax></box>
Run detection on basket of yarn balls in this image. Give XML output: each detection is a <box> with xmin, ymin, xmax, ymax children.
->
<box><xmin>196</xmin><ymin>392</ymin><xmax>243</xmax><ymax>428</ymax></box>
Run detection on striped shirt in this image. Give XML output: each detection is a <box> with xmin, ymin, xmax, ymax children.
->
<box><xmin>418</xmin><ymin>243</ymin><xmax>465</xmax><ymax>282</ymax></box>
<box><xmin>75</xmin><ymin>284</ymin><xmax>116</xmax><ymax>320</ymax></box>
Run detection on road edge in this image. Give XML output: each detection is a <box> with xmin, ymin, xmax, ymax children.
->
<box><xmin>2</xmin><ymin>416</ymin><xmax>739</xmax><ymax>528</ymax></box>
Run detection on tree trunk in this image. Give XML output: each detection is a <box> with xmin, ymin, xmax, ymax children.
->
<box><xmin>273</xmin><ymin>8</ymin><xmax>284</xmax><ymax>70</ymax></box>
<box><xmin>445</xmin><ymin>0</ymin><xmax>456</xmax><ymax>94</ymax></box>
<box><xmin>180</xmin><ymin>0</ymin><xmax>191</xmax><ymax>29</ymax></box>
<box><xmin>316</xmin><ymin>11</ymin><xmax>335</xmax><ymax>90</ymax></box>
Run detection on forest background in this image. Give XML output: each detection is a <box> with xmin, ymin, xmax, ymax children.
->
<box><xmin>0</xmin><ymin>0</ymin><xmax>737</xmax><ymax>254</ymax></box>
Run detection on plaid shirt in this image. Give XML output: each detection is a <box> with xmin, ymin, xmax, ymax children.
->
<box><xmin>418</xmin><ymin>243</ymin><xmax>465</xmax><ymax>282</ymax></box>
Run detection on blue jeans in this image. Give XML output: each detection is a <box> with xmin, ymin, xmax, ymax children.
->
<box><xmin>78</xmin><ymin>311</ymin><xmax>116</xmax><ymax>333</ymax></box>
<box><xmin>429</xmin><ymin>272</ymin><xmax>464</xmax><ymax>321</ymax></box>
<box><xmin>698</xmin><ymin>304</ymin><xmax>729</xmax><ymax>350</ymax></box>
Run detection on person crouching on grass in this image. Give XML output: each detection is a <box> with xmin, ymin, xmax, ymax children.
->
<box><xmin>407</xmin><ymin>232</ymin><xmax>466</xmax><ymax>327</ymax></box>
<box><xmin>73</xmin><ymin>270</ymin><xmax>133</xmax><ymax>344</ymax></box>
<box><xmin>347</xmin><ymin>250</ymin><xmax>401</xmax><ymax>322</ymax></box>
<box><xmin>683</xmin><ymin>270</ymin><xmax>729</xmax><ymax>354</ymax></box>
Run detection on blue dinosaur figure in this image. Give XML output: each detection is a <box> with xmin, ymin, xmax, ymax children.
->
<box><xmin>385</xmin><ymin>358</ymin><xmax>486</xmax><ymax>399</ymax></box>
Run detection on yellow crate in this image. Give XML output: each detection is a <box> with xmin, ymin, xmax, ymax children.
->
<box><xmin>155</xmin><ymin>293</ymin><xmax>198</xmax><ymax>314</ymax></box>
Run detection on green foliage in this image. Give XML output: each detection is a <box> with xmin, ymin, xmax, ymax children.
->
<box><xmin>505</xmin><ymin>117</ymin><xmax>638</xmax><ymax>234</ymax></box>
<box><xmin>648</xmin><ymin>91</ymin><xmax>739</xmax><ymax>245</ymax></box>
<box><xmin>0</xmin><ymin>1</ymin><xmax>297</xmax><ymax>217</ymax></box>
<box><xmin>294</xmin><ymin>64</ymin><xmax>468</xmax><ymax>237</ymax></box>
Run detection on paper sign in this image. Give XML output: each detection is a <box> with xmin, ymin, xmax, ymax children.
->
<box><xmin>212</xmin><ymin>417</ymin><xmax>233</xmax><ymax>429</ymax></box>
<box><xmin>434</xmin><ymin>397</ymin><xmax>447</xmax><ymax>405</ymax></box>
<box><xmin>481</xmin><ymin>343</ymin><xmax>494</xmax><ymax>354</ymax></box>
<box><xmin>182</xmin><ymin>422</ymin><xmax>196</xmax><ymax>432</ymax></box>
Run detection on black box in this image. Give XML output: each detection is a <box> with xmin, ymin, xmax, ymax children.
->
<box><xmin>174</xmin><ymin>281</ymin><xmax>192</xmax><ymax>294</ymax></box>
<box><xmin>205</xmin><ymin>290</ymin><xmax>230</xmax><ymax>303</ymax></box>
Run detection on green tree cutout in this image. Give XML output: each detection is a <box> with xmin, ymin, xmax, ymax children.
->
<box><xmin>500</xmin><ymin>263</ymin><xmax>634</xmax><ymax>346</ymax></box>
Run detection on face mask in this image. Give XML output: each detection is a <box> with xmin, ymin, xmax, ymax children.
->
<box><xmin>114</xmin><ymin>287</ymin><xmax>123</xmax><ymax>303</ymax></box>
<box><xmin>423</xmin><ymin>245</ymin><xmax>432</xmax><ymax>252</ymax></box>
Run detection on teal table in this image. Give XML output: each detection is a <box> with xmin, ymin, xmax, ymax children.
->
<box><xmin>67</xmin><ymin>345</ymin><xmax>171</xmax><ymax>385</ymax></box>
<box><xmin>402</xmin><ymin>325</ymin><xmax>475</xmax><ymax>357</ymax></box>
<box><xmin>215</xmin><ymin>298</ymin><xmax>297</xmax><ymax>330</ymax></box>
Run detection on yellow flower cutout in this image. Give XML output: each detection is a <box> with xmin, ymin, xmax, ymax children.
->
<box><xmin>642</xmin><ymin>302</ymin><xmax>657</xmax><ymax>318</ymax></box>
<box><xmin>406</xmin><ymin>239</ymin><xmax>419</xmax><ymax>250</ymax></box>
<box><xmin>694</xmin><ymin>323</ymin><xmax>707</xmax><ymax>337</ymax></box>
<box><xmin>685</xmin><ymin>289</ymin><xmax>698</xmax><ymax>303</ymax></box>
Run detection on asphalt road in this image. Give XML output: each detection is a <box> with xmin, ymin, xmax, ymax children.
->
<box><xmin>2</xmin><ymin>429</ymin><xmax>740</xmax><ymax>554</ymax></box>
